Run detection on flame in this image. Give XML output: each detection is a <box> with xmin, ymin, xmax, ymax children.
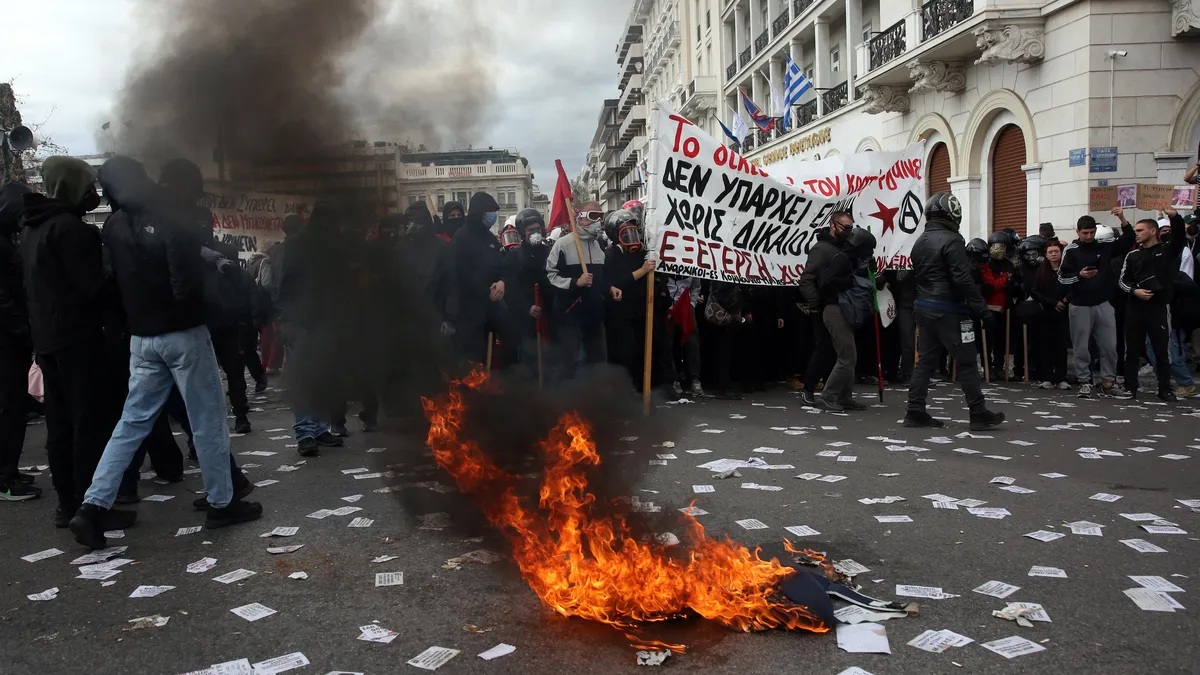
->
<box><xmin>422</xmin><ymin>373</ymin><xmax>830</xmax><ymax>636</ymax></box>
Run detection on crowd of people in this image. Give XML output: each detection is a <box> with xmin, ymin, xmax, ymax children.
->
<box><xmin>1</xmin><ymin>154</ymin><xmax>1198</xmax><ymax>550</ymax></box>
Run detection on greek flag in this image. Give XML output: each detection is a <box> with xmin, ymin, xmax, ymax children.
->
<box><xmin>782</xmin><ymin>55</ymin><xmax>812</xmax><ymax>130</ymax></box>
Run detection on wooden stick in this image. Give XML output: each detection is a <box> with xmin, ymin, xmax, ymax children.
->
<box><xmin>566</xmin><ymin>198</ymin><xmax>588</xmax><ymax>274</ymax></box>
<box><xmin>1023</xmin><ymin>324</ymin><xmax>1030</xmax><ymax>385</ymax></box>
<box><xmin>914</xmin><ymin>327</ymin><xmax>920</xmax><ymax>364</ymax></box>
<box><xmin>536</xmin><ymin>334</ymin><xmax>544</xmax><ymax>389</ymax></box>
<box><xmin>952</xmin><ymin>359</ymin><xmax>957</xmax><ymax>382</ymax></box>
<box><xmin>485</xmin><ymin>332</ymin><xmax>494</xmax><ymax>373</ymax></box>
<box><xmin>982</xmin><ymin>323</ymin><xmax>991</xmax><ymax>384</ymax></box>
<box><xmin>642</xmin><ymin>271</ymin><xmax>656</xmax><ymax>417</ymax></box>
<box><xmin>1004</xmin><ymin>310</ymin><xmax>1011</xmax><ymax>383</ymax></box>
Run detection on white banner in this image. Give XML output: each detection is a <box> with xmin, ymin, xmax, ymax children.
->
<box><xmin>198</xmin><ymin>189</ymin><xmax>315</xmax><ymax>259</ymax></box>
<box><xmin>647</xmin><ymin>103</ymin><xmax>927</xmax><ymax>285</ymax></box>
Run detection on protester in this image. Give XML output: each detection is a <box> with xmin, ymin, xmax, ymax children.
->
<box><xmin>980</xmin><ymin>232</ymin><xmax>1018</xmax><ymax>380</ymax></box>
<box><xmin>440</xmin><ymin>201</ymin><xmax>466</xmax><ymax>242</ymax></box>
<box><xmin>666</xmin><ymin>275</ymin><xmax>703</xmax><ymax>398</ymax></box>
<box><xmin>1140</xmin><ymin>217</ymin><xmax>1197</xmax><ymax>397</ymax></box>
<box><xmin>545</xmin><ymin>203</ymin><xmax>610</xmax><ymax>381</ymax></box>
<box><xmin>449</xmin><ymin>192</ymin><xmax>506</xmax><ymax>365</ymax></box>
<box><xmin>798</xmin><ymin>211</ymin><xmax>865</xmax><ymax>412</ymax></box>
<box><xmin>602</xmin><ymin>208</ymin><xmax>659</xmax><ymax>391</ymax></box>
<box><xmin>904</xmin><ymin>192</ymin><xmax>1004</xmax><ymax>431</ymax></box>
<box><xmin>501</xmin><ymin>208</ymin><xmax>551</xmax><ymax>381</ymax></box>
<box><xmin>259</xmin><ymin>215</ymin><xmax>302</xmax><ymax>374</ymax></box>
<box><xmin>703</xmin><ymin>281</ymin><xmax>745</xmax><ymax>400</ymax></box>
<box><xmin>1013</xmin><ymin>234</ymin><xmax>1045</xmax><ymax>381</ymax></box>
<box><xmin>1058</xmin><ymin>210</ymin><xmax>1134</xmax><ymax>398</ymax></box>
<box><xmin>399</xmin><ymin>202</ymin><xmax>456</xmax><ymax>334</ymax></box>
<box><xmin>0</xmin><ymin>182</ymin><xmax>38</xmax><ymax>501</ymax></box>
<box><xmin>1029</xmin><ymin>239</ymin><xmax>1071</xmax><ymax>389</ymax></box>
<box><xmin>1119</xmin><ymin>209</ymin><xmax>1188</xmax><ymax>401</ymax></box>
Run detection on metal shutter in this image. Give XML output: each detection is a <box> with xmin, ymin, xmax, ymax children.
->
<box><xmin>990</xmin><ymin>125</ymin><xmax>1027</xmax><ymax>237</ymax></box>
<box><xmin>927</xmin><ymin>143</ymin><xmax>951</xmax><ymax>196</ymax></box>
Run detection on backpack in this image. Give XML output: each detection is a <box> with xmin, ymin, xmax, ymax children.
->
<box><xmin>838</xmin><ymin>274</ymin><xmax>875</xmax><ymax>329</ymax></box>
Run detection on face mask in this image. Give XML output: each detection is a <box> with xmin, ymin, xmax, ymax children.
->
<box><xmin>989</xmin><ymin>244</ymin><xmax>1007</xmax><ymax>260</ymax></box>
<box><xmin>79</xmin><ymin>188</ymin><xmax>102</xmax><ymax>215</ymax></box>
<box><xmin>580</xmin><ymin>222</ymin><xmax>602</xmax><ymax>238</ymax></box>
<box><xmin>527</xmin><ymin>232</ymin><xmax>544</xmax><ymax>246</ymax></box>
<box><xmin>445</xmin><ymin>216</ymin><xmax>465</xmax><ymax>233</ymax></box>
<box><xmin>500</xmin><ymin>227</ymin><xmax>521</xmax><ymax>250</ymax></box>
<box><xmin>482</xmin><ymin>212</ymin><xmax>498</xmax><ymax>228</ymax></box>
<box><xmin>1186</xmin><ymin>225</ymin><xmax>1198</xmax><ymax>238</ymax></box>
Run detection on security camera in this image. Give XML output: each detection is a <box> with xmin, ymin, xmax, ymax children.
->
<box><xmin>1106</xmin><ymin>49</ymin><xmax>1128</xmax><ymax>58</ymax></box>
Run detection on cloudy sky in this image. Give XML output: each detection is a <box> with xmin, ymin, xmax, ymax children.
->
<box><xmin>7</xmin><ymin>0</ymin><xmax>632</xmax><ymax>193</ymax></box>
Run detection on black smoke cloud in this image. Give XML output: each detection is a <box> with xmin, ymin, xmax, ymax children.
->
<box><xmin>106</xmin><ymin>0</ymin><xmax>495</xmax><ymax>165</ymax></box>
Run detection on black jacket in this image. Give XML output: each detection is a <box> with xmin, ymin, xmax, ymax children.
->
<box><xmin>503</xmin><ymin>241</ymin><xmax>550</xmax><ymax>335</ymax></box>
<box><xmin>798</xmin><ymin>228</ymin><xmax>853</xmax><ymax>310</ymax></box>
<box><xmin>0</xmin><ymin>184</ymin><xmax>31</xmax><ymax>351</ymax></box>
<box><xmin>1118</xmin><ymin>214</ymin><xmax>1187</xmax><ymax>307</ymax></box>
<box><xmin>449</xmin><ymin>193</ymin><xmax>504</xmax><ymax>326</ymax></box>
<box><xmin>277</xmin><ymin>217</ymin><xmax>349</xmax><ymax>328</ymax></box>
<box><xmin>103</xmin><ymin>199</ymin><xmax>208</xmax><ymax>338</ymax></box>
<box><xmin>909</xmin><ymin>217</ymin><xmax>987</xmax><ymax>318</ymax></box>
<box><xmin>1058</xmin><ymin>224</ymin><xmax>1134</xmax><ymax>306</ymax></box>
<box><xmin>20</xmin><ymin>193</ymin><xmax>108</xmax><ymax>353</ymax></box>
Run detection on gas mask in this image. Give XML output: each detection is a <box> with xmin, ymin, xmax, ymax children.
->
<box><xmin>1021</xmin><ymin>251</ymin><xmax>1043</xmax><ymax>267</ymax></box>
<box><xmin>617</xmin><ymin>220</ymin><xmax>643</xmax><ymax>252</ymax></box>
<box><xmin>500</xmin><ymin>226</ymin><xmax>521</xmax><ymax>250</ymax></box>
<box><xmin>989</xmin><ymin>244</ymin><xmax>1007</xmax><ymax>260</ymax></box>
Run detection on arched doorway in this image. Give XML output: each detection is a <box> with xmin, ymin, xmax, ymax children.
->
<box><xmin>928</xmin><ymin>143</ymin><xmax>951</xmax><ymax>196</ymax></box>
<box><xmin>990</xmin><ymin>124</ymin><xmax>1027</xmax><ymax>236</ymax></box>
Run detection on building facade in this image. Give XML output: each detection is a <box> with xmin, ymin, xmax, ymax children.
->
<box><xmin>582</xmin><ymin>0</ymin><xmax>727</xmax><ymax>210</ymax></box>
<box><xmin>718</xmin><ymin>0</ymin><xmax>1200</xmax><ymax>241</ymax></box>
<box><xmin>398</xmin><ymin>148</ymin><xmax>536</xmax><ymax>217</ymax></box>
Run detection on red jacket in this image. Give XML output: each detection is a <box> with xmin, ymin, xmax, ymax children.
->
<box><xmin>980</xmin><ymin>263</ymin><xmax>1010</xmax><ymax>311</ymax></box>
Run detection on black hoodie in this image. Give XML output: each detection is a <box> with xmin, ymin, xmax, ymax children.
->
<box><xmin>449</xmin><ymin>192</ymin><xmax>503</xmax><ymax>326</ymax></box>
<box><xmin>440</xmin><ymin>200</ymin><xmax>465</xmax><ymax>241</ymax></box>
<box><xmin>401</xmin><ymin>202</ymin><xmax>455</xmax><ymax>322</ymax></box>
<box><xmin>0</xmin><ymin>183</ymin><xmax>31</xmax><ymax>350</ymax></box>
<box><xmin>798</xmin><ymin>227</ymin><xmax>853</xmax><ymax>310</ymax></box>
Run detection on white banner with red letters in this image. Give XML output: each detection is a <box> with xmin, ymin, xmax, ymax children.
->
<box><xmin>198</xmin><ymin>189</ymin><xmax>315</xmax><ymax>260</ymax></box>
<box><xmin>646</xmin><ymin>102</ymin><xmax>926</xmax><ymax>285</ymax></box>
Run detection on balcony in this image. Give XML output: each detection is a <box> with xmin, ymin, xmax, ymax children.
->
<box><xmin>743</xmin><ymin>135</ymin><xmax>756</xmax><ymax>151</ymax></box>
<box><xmin>726</xmin><ymin>62</ymin><xmax>737</xmax><ymax>80</ymax></box>
<box><xmin>663</xmin><ymin>21</ymin><xmax>681</xmax><ymax>57</ymax></box>
<box><xmin>793</xmin><ymin>0</ymin><xmax>815</xmax><ymax>19</ymax></box>
<box><xmin>618</xmin><ymin>105</ymin><xmax>647</xmax><ymax>141</ymax></box>
<box><xmin>681</xmin><ymin>75</ymin><xmax>720</xmax><ymax>116</ymax></box>
<box><xmin>754</xmin><ymin>28</ymin><xmax>770</xmax><ymax>53</ymax></box>
<box><xmin>617</xmin><ymin>75</ymin><xmax>643</xmax><ymax>116</ymax></box>
<box><xmin>620</xmin><ymin>136</ymin><xmax>647</xmax><ymax>168</ymax></box>
<box><xmin>739</xmin><ymin>46</ymin><xmax>751</xmax><ymax>68</ymax></box>
<box><xmin>922</xmin><ymin>0</ymin><xmax>974</xmax><ymax>42</ymax></box>
<box><xmin>795</xmin><ymin>99</ymin><xmax>817</xmax><ymax>128</ymax></box>
<box><xmin>821</xmin><ymin>82</ymin><xmax>848</xmax><ymax>113</ymax></box>
<box><xmin>771</xmin><ymin>7</ymin><xmax>790</xmax><ymax>37</ymax></box>
<box><xmin>869</xmin><ymin>19</ymin><xmax>907</xmax><ymax>72</ymax></box>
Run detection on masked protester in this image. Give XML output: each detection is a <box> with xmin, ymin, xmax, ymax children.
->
<box><xmin>450</xmin><ymin>192</ymin><xmax>506</xmax><ymax>364</ymax></box>
<box><xmin>0</xmin><ymin>182</ymin><xmax>39</xmax><ymax>501</ymax></box>
<box><xmin>500</xmin><ymin>208</ymin><xmax>551</xmax><ymax>380</ymax></box>
<box><xmin>1029</xmin><ymin>240</ymin><xmax>1071</xmax><ymax>390</ymax></box>
<box><xmin>797</xmin><ymin>211</ymin><xmax>866</xmax><ymax>412</ymax></box>
<box><xmin>400</xmin><ymin>202</ymin><xmax>456</xmax><ymax>333</ymax></box>
<box><xmin>440</xmin><ymin>201</ymin><xmax>466</xmax><ymax>242</ymax></box>
<box><xmin>258</xmin><ymin>214</ymin><xmax>303</xmax><ymax>374</ymax></box>
<box><xmin>980</xmin><ymin>232</ymin><xmax>1017</xmax><ymax>379</ymax></box>
<box><xmin>602</xmin><ymin>208</ymin><xmax>667</xmax><ymax>394</ymax></box>
<box><xmin>546</xmin><ymin>202</ymin><xmax>613</xmax><ymax>380</ymax></box>
<box><xmin>904</xmin><ymin>192</ymin><xmax>1005</xmax><ymax>431</ymax></box>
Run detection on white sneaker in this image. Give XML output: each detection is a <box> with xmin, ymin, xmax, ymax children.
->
<box><xmin>1057</xmin><ymin>382</ymin><xmax>1072</xmax><ymax>391</ymax></box>
<box><xmin>1039</xmin><ymin>381</ymin><xmax>1053</xmax><ymax>390</ymax></box>
<box><xmin>1139</xmin><ymin>364</ymin><xmax>1154</xmax><ymax>377</ymax></box>
<box><xmin>1078</xmin><ymin>383</ymin><xmax>1093</xmax><ymax>398</ymax></box>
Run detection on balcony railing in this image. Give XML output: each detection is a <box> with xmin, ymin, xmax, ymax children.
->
<box><xmin>754</xmin><ymin>28</ymin><xmax>770</xmax><ymax>53</ymax></box>
<box><xmin>727</xmin><ymin>62</ymin><xmax>737</xmax><ymax>80</ymax></box>
<box><xmin>868</xmin><ymin>19</ymin><xmax>907</xmax><ymax>72</ymax></box>
<box><xmin>771</xmin><ymin>8</ymin><xmax>790</xmax><ymax>37</ymax></box>
<box><xmin>821</xmin><ymin>82</ymin><xmax>848</xmax><ymax>114</ymax></box>
<box><xmin>793</xmin><ymin>0</ymin><xmax>815</xmax><ymax>19</ymax></box>
<box><xmin>922</xmin><ymin>0</ymin><xmax>974</xmax><ymax>41</ymax></box>
<box><xmin>739</xmin><ymin>46</ymin><xmax>752</xmax><ymax>68</ymax></box>
<box><xmin>743</xmin><ymin>135</ymin><xmax>756</xmax><ymax>151</ymax></box>
<box><xmin>795</xmin><ymin>99</ymin><xmax>817</xmax><ymax>128</ymax></box>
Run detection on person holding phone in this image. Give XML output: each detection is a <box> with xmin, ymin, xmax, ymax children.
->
<box><xmin>1058</xmin><ymin>209</ymin><xmax>1134</xmax><ymax>398</ymax></box>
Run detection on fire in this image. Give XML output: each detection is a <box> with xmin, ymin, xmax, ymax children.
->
<box><xmin>422</xmin><ymin>373</ymin><xmax>830</xmax><ymax>637</ymax></box>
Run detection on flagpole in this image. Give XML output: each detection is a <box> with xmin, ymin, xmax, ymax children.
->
<box><xmin>867</xmin><ymin>229</ymin><xmax>885</xmax><ymax>403</ymax></box>
<box><xmin>642</xmin><ymin>101</ymin><xmax>660</xmax><ymax>417</ymax></box>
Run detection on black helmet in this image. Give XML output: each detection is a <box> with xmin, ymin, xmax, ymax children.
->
<box><xmin>926</xmin><ymin>192</ymin><xmax>962</xmax><ymax>228</ymax></box>
<box><xmin>848</xmin><ymin>227</ymin><xmax>877</xmax><ymax>252</ymax></box>
<box><xmin>604</xmin><ymin>209</ymin><xmax>642</xmax><ymax>252</ymax></box>
<box><xmin>1017</xmin><ymin>234</ymin><xmax>1046</xmax><ymax>265</ymax></box>
<box><xmin>987</xmin><ymin>231</ymin><xmax>1011</xmax><ymax>247</ymax></box>
<box><xmin>966</xmin><ymin>238</ymin><xmax>989</xmax><ymax>262</ymax></box>
<box><xmin>514</xmin><ymin>208</ymin><xmax>544</xmax><ymax>231</ymax></box>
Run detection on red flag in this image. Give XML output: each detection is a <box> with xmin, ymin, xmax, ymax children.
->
<box><xmin>546</xmin><ymin>159</ymin><xmax>575</xmax><ymax>232</ymax></box>
<box><xmin>669</xmin><ymin>288</ymin><xmax>695</xmax><ymax>343</ymax></box>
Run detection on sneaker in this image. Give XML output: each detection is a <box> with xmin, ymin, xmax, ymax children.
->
<box><xmin>671</xmin><ymin>381</ymin><xmax>684</xmax><ymax>399</ymax></box>
<box><xmin>0</xmin><ymin>482</ymin><xmax>41</xmax><ymax>501</ymax></box>
<box><xmin>1138</xmin><ymin>364</ymin><xmax>1154</xmax><ymax>377</ymax></box>
<box><xmin>114</xmin><ymin>491</ymin><xmax>141</xmax><ymax>505</ymax></box>
<box><xmin>205</xmin><ymin>500</ymin><xmax>264</xmax><ymax>529</ymax></box>
<box><xmin>690</xmin><ymin>381</ymin><xmax>705</xmax><ymax>398</ymax></box>
<box><xmin>298</xmin><ymin>437</ymin><xmax>320</xmax><ymax>457</ymax></box>
<box><xmin>819</xmin><ymin>396</ymin><xmax>844</xmax><ymax>413</ymax></box>
<box><xmin>1175</xmin><ymin>385</ymin><xmax>1196</xmax><ymax>398</ymax></box>
<box><xmin>800</xmin><ymin>391</ymin><xmax>818</xmax><ymax>407</ymax></box>
<box><xmin>1077</xmin><ymin>383</ymin><xmax>1093</xmax><ymax>399</ymax></box>
<box><xmin>1101</xmin><ymin>384</ymin><xmax>1133</xmax><ymax>400</ymax></box>
<box><xmin>1038</xmin><ymin>381</ymin><xmax>1053</xmax><ymax>390</ymax></box>
<box><xmin>14</xmin><ymin>472</ymin><xmax>37</xmax><ymax>484</ymax></box>
<box><xmin>785</xmin><ymin>376</ymin><xmax>804</xmax><ymax>391</ymax></box>
<box><xmin>68</xmin><ymin>504</ymin><xmax>108</xmax><ymax>550</ymax></box>
<box><xmin>254</xmin><ymin>376</ymin><xmax>269</xmax><ymax>394</ymax></box>
<box><xmin>1057</xmin><ymin>382</ymin><xmax>1072</xmax><ymax>391</ymax></box>
<box><xmin>193</xmin><ymin>482</ymin><xmax>256</xmax><ymax>510</ymax></box>
<box><xmin>54</xmin><ymin>503</ymin><xmax>77</xmax><ymax>528</ymax></box>
<box><xmin>1158</xmin><ymin>390</ymin><xmax>1179</xmax><ymax>403</ymax></box>
<box><xmin>233</xmin><ymin>415</ymin><xmax>252</xmax><ymax>434</ymax></box>
<box><xmin>330</xmin><ymin>422</ymin><xmax>351</xmax><ymax>438</ymax></box>
<box><xmin>903</xmin><ymin>411</ymin><xmax>945</xmax><ymax>429</ymax></box>
<box><xmin>315</xmin><ymin>431</ymin><xmax>343</xmax><ymax>447</ymax></box>
<box><xmin>840</xmin><ymin>398</ymin><xmax>868</xmax><ymax>411</ymax></box>
<box><xmin>969</xmin><ymin>409</ymin><xmax>1006</xmax><ymax>431</ymax></box>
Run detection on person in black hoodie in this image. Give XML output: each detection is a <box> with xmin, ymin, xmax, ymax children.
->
<box><xmin>21</xmin><ymin>156</ymin><xmax>121</xmax><ymax>526</ymax></box>
<box><xmin>798</xmin><ymin>212</ymin><xmax>862</xmax><ymax>412</ymax></box>
<box><xmin>603</xmin><ymin>208</ymin><xmax>662</xmax><ymax>391</ymax></box>
<box><xmin>440</xmin><ymin>200</ymin><xmax>466</xmax><ymax>242</ymax></box>
<box><xmin>449</xmin><ymin>192</ymin><xmax>506</xmax><ymax>364</ymax></box>
<box><xmin>1029</xmin><ymin>239</ymin><xmax>1070</xmax><ymax>389</ymax></box>
<box><xmin>502</xmin><ymin>208</ymin><xmax>552</xmax><ymax>380</ymax></box>
<box><xmin>68</xmin><ymin>157</ymin><xmax>262</xmax><ymax>549</ymax></box>
<box><xmin>400</xmin><ymin>202</ymin><xmax>456</xmax><ymax>333</ymax></box>
<box><xmin>1117</xmin><ymin>209</ymin><xmax>1188</xmax><ymax>401</ymax></box>
<box><xmin>0</xmin><ymin>182</ymin><xmax>39</xmax><ymax>501</ymax></box>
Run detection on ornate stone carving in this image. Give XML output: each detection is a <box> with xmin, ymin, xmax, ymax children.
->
<box><xmin>907</xmin><ymin>60</ymin><xmax>966</xmax><ymax>94</ymax></box>
<box><xmin>861</xmin><ymin>85</ymin><xmax>910</xmax><ymax>115</ymax></box>
<box><xmin>974</xmin><ymin>23</ymin><xmax>1046</xmax><ymax>66</ymax></box>
<box><xmin>1173</xmin><ymin>0</ymin><xmax>1200</xmax><ymax>37</ymax></box>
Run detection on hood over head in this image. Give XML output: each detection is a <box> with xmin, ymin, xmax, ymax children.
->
<box><xmin>441</xmin><ymin>200</ymin><xmax>465</xmax><ymax>237</ymax></box>
<box><xmin>282</xmin><ymin>214</ymin><xmax>304</xmax><ymax>237</ymax></box>
<box><xmin>159</xmin><ymin>158</ymin><xmax>206</xmax><ymax>204</ymax></box>
<box><xmin>305</xmin><ymin>202</ymin><xmax>341</xmax><ymax>234</ymax></box>
<box><xmin>0</xmin><ymin>182</ymin><xmax>32</xmax><ymax>235</ymax></box>
<box><xmin>41</xmin><ymin>156</ymin><xmax>98</xmax><ymax>210</ymax></box>
<box><xmin>404</xmin><ymin>201</ymin><xmax>435</xmax><ymax>234</ymax></box>
<box><xmin>467</xmin><ymin>191</ymin><xmax>500</xmax><ymax>218</ymax></box>
<box><xmin>98</xmin><ymin>155</ymin><xmax>157</xmax><ymax>213</ymax></box>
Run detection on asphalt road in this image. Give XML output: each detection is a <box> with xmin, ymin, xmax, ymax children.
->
<box><xmin>4</xmin><ymin>378</ymin><xmax>1200</xmax><ymax>675</ymax></box>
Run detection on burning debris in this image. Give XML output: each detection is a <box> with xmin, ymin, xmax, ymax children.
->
<box><xmin>421</xmin><ymin>371</ymin><xmax>832</xmax><ymax>643</ymax></box>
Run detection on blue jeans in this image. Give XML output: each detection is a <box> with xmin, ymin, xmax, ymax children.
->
<box><xmin>1145</xmin><ymin>328</ymin><xmax>1195</xmax><ymax>387</ymax></box>
<box><xmin>293</xmin><ymin>413</ymin><xmax>330</xmax><ymax>441</ymax></box>
<box><xmin>85</xmin><ymin>326</ymin><xmax>233</xmax><ymax>509</ymax></box>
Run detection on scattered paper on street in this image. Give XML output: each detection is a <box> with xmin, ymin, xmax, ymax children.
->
<box><xmin>129</xmin><ymin>585</ymin><xmax>175</xmax><ymax>598</ymax></box>
<box><xmin>27</xmin><ymin>587</ymin><xmax>58</xmax><ymax>601</ymax></box>
<box><xmin>212</xmin><ymin>569</ymin><xmax>256</xmax><ymax>584</ymax></box>
<box><xmin>973</xmin><ymin>581</ymin><xmax>1020</xmax><ymax>599</ymax></box>
<box><xmin>980</xmin><ymin>635</ymin><xmax>1047</xmax><ymax>659</ymax></box>
<box><xmin>478</xmin><ymin>643</ymin><xmax>516</xmax><ymax>660</ymax></box>
<box><xmin>375</xmin><ymin>572</ymin><xmax>405</xmax><ymax>587</ymax></box>
<box><xmin>187</xmin><ymin>557</ymin><xmax>218</xmax><ymax>574</ymax></box>
<box><xmin>230</xmin><ymin>602</ymin><xmax>277</xmax><ymax>622</ymax></box>
<box><xmin>836</xmin><ymin>623</ymin><xmax>891</xmax><ymax>654</ymax></box>
<box><xmin>406</xmin><ymin>646</ymin><xmax>460</xmax><ymax>671</ymax></box>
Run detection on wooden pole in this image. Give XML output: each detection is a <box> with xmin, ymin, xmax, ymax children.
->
<box><xmin>982</xmin><ymin>324</ymin><xmax>991</xmax><ymax>384</ymax></box>
<box><xmin>914</xmin><ymin>327</ymin><xmax>920</xmax><ymax>364</ymax></box>
<box><xmin>952</xmin><ymin>360</ymin><xmax>957</xmax><ymax>382</ymax></box>
<box><xmin>536</xmin><ymin>334</ymin><xmax>544</xmax><ymax>389</ymax></box>
<box><xmin>1023</xmin><ymin>324</ymin><xmax>1030</xmax><ymax>385</ymax></box>
<box><xmin>872</xmin><ymin>310</ymin><xmax>885</xmax><ymax>402</ymax></box>
<box><xmin>1004</xmin><ymin>310</ymin><xmax>1011</xmax><ymax>383</ymax></box>
<box><xmin>642</xmin><ymin>270</ymin><xmax>656</xmax><ymax>417</ymax></box>
<box><xmin>485</xmin><ymin>332</ymin><xmax>494</xmax><ymax>374</ymax></box>
<box><xmin>566</xmin><ymin>198</ymin><xmax>588</xmax><ymax>274</ymax></box>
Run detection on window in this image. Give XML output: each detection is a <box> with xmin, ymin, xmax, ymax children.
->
<box><xmin>830</xmin><ymin>45</ymin><xmax>840</xmax><ymax>72</ymax></box>
<box><xmin>507</xmin><ymin>190</ymin><xmax>517</xmax><ymax>206</ymax></box>
<box><xmin>697</xmin><ymin>53</ymin><xmax>703</xmax><ymax>75</ymax></box>
<box><xmin>706</xmin><ymin>9</ymin><xmax>711</xmax><ymax>28</ymax></box>
<box><xmin>437</xmin><ymin>193</ymin><xmax>446</xmax><ymax>209</ymax></box>
<box><xmin>707</xmin><ymin>46</ymin><xmax>713</xmax><ymax>74</ymax></box>
<box><xmin>861</xmin><ymin>21</ymin><xmax>872</xmax><ymax>45</ymax></box>
<box><xmin>408</xmin><ymin>195</ymin><xmax>421</xmax><ymax>205</ymax></box>
<box><xmin>697</xmin><ymin>23</ymin><xmax>701</xmax><ymax>41</ymax></box>
<box><xmin>804</xmin><ymin>63</ymin><xmax>814</xmax><ymax>80</ymax></box>
<box><xmin>454</xmin><ymin>191</ymin><xmax>469</xmax><ymax>205</ymax></box>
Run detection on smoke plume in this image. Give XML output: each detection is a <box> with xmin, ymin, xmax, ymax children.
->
<box><xmin>107</xmin><ymin>0</ymin><xmax>495</xmax><ymax>165</ymax></box>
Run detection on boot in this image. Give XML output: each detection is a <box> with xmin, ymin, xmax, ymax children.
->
<box><xmin>969</xmin><ymin>409</ymin><xmax>1006</xmax><ymax>431</ymax></box>
<box><xmin>233</xmin><ymin>415</ymin><xmax>252</xmax><ymax>434</ymax></box>
<box><xmin>903</xmin><ymin>410</ymin><xmax>945</xmax><ymax>428</ymax></box>
<box><xmin>68</xmin><ymin>504</ymin><xmax>109</xmax><ymax>550</ymax></box>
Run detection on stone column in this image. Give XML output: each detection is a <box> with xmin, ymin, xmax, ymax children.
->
<box><xmin>815</xmin><ymin>16</ymin><xmax>830</xmax><ymax>115</ymax></box>
<box><xmin>734</xmin><ymin>6</ymin><xmax>744</xmax><ymax>63</ymax></box>
<box><xmin>948</xmin><ymin>176</ymin><xmax>983</xmax><ymax>241</ymax></box>
<box><xmin>1022</xmin><ymin>163</ymin><xmax>1042</xmax><ymax>235</ymax></box>
<box><xmin>769</xmin><ymin>55</ymin><xmax>783</xmax><ymax>137</ymax></box>
<box><xmin>844</xmin><ymin>0</ymin><xmax>861</xmax><ymax>100</ymax></box>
